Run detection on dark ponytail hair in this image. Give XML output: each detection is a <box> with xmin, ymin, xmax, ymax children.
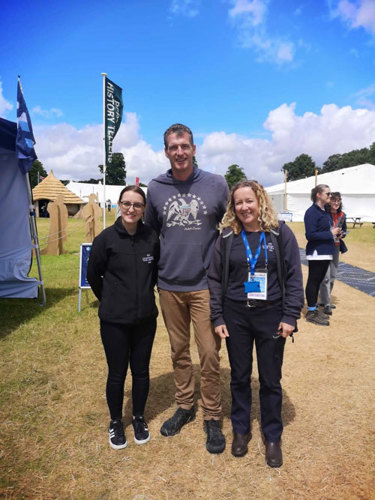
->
<box><xmin>311</xmin><ymin>184</ymin><xmax>329</xmax><ymax>202</ymax></box>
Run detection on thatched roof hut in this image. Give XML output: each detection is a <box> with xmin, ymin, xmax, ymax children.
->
<box><xmin>32</xmin><ymin>170</ymin><xmax>85</xmax><ymax>216</ymax></box>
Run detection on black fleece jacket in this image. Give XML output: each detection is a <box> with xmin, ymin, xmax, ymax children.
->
<box><xmin>208</xmin><ymin>223</ymin><xmax>304</xmax><ymax>328</ymax></box>
<box><xmin>87</xmin><ymin>218</ymin><xmax>159</xmax><ymax>324</ymax></box>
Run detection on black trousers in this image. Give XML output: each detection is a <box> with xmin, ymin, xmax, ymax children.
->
<box><xmin>100</xmin><ymin>318</ymin><xmax>156</xmax><ymax>421</ymax></box>
<box><xmin>305</xmin><ymin>260</ymin><xmax>330</xmax><ymax>307</ymax></box>
<box><xmin>224</xmin><ymin>298</ymin><xmax>285</xmax><ymax>442</ymax></box>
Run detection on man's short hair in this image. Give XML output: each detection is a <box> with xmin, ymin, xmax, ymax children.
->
<box><xmin>164</xmin><ymin>123</ymin><xmax>194</xmax><ymax>149</ymax></box>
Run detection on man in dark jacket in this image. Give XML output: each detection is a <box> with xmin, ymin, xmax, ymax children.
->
<box><xmin>145</xmin><ymin>123</ymin><xmax>229</xmax><ymax>454</ymax></box>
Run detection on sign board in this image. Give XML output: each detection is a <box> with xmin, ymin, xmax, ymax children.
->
<box><xmin>78</xmin><ymin>243</ymin><xmax>92</xmax><ymax>312</ymax></box>
<box><xmin>278</xmin><ymin>211</ymin><xmax>293</xmax><ymax>222</ymax></box>
<box><xmin>79</xmin><ymin>243</ymin><xmax>92</xmax><ymax>288</ymax></box>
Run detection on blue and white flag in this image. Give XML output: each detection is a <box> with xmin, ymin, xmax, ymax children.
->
<box><xmin>16</xmin><ymin>78</ymin><xmax>37</xmax><ymax>174</ymax></box>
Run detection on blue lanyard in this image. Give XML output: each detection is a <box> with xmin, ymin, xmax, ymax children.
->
<box><xmin>241</xmin><ymin>230</ymin><xmax>268</xmax><ymax>276</ymax></box>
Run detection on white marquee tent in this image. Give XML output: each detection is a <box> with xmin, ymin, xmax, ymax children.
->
<box><xmin>66</xmin><ymin>181</ymin><xmax>147</xmax><ymax>208</ymax></box>
<box><xmin>266</xmin><ymin>164</ymin><xmax>375</xmax><ymax>222</ymax></box>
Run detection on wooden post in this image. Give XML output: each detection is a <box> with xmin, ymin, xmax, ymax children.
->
<box><xmin>82</xmin><ymin>194</ymin><xmax>102</xmax><ymax>242</ymax></box>
<box><xmin>41</xmin><ymin>194</ymin><xmax>68</xmax><ymax>255</ymax></box>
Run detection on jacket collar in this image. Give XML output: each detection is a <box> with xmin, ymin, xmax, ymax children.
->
<box><xmin>114</xmin><ymin>217</ymin><xmax>144</xmax><ymax>236</ymax></box>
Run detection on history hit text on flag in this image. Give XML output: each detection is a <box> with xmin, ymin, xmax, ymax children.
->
<box><xmin>104</xmin><ymin>77</ymin><xmax>123</xmax><ymax>166</ymax></box>
<box><xmin>16</xmin><ymin>78</ymin><xmax>37</xmax><ymax>174</ymax></box>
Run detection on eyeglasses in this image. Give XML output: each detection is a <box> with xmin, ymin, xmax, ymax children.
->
<box><xmin>326</xmin><ymin>192</ymin><xmax>332</xmax><ymax>197</ymax></box>
<box><xmin>119</xmin><ymin>201</ymin><xmax>145</xmax><ymax>210</ymax></box>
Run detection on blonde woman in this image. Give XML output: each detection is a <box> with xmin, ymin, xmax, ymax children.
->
<box><xmin>208</xmin><ymin>181</ymin><xmax>303</xmax><ymax>467</ymax></box>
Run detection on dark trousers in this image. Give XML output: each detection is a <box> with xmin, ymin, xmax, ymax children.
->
<box><xmin>305</xmin><ymin>260</ymin><xmax>330</xmax><ymax>307</ymax></box>
<box><xmin>223</xmin><ymin>299</ymin><xmax>285</xmax><ymax>442</ymax></box>
<box><xmin>100</xmin><ymin>318</ymin><xmax>156</xmax><ymax>421</ymax></box>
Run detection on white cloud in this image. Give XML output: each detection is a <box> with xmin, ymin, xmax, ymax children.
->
<box><xmin>32</xmin><ymin>103</ymin><xmax>375</xmax><ymax>187</ymax></box>
<box><xmin>229</xmin><ymin>0</ymin><xmax>267</xmax><ymax>25</ymax></box>
<box><xmin>32</xmin><ymin>106</ymin><xmax>63</xmax><ymax>119</ymax></box>
<box><xmin>334</xmin><ymin>0</ymin><xmax>375</xmax><ymax>36</ymax></box>
<box><xmin>349</xmin><ymin>47</ymin><xmax>360</xmax><ymax>57</ymax></box>
<box><xmin>353</xmin><ymin>83</ymin><xmax>375</xmax><ymax>109</ymax></box>
<box><xmin>0</xmin><ymin>82</ymin><xmax>13</xmax><ymax>117</ymax></box>
<box><xmin>199</xmin><ymin>102</ymin><xmax>375</xmax><ymax>185</ymax></box>
<box><xmin>228</xmin><ymin>0</ymin><xmax>296</xmax><ymax>64</ymax></box>
<box><xmin>34</xmin><ymin>112</ymin><xmax>168</xmax><ymax>183</ymax></box>
<box><xmin>169</xmin><ymin>0</ymin><xmax>200</xmax><ymax>17</ymax></box>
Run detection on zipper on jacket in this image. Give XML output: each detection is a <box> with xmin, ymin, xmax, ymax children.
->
<box><xmin>131</xmin><ymin>235</ymin><xmax>139</xmax><ymax>320</ymax></box>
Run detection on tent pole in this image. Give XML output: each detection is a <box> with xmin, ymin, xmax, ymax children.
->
<box><xmin>102</xmin><ymin>72</ymin><xmax>107</xmax><ymax>230</ymax></box>
<box><xmin>25</xmin><ymin>173</ymin><xmax>46</xmax><ymax>306</ymax></box>
<box><xmin>283</xmin><ymin>169</ymin><xmax>287</xmax><ymax>211</ymax></box>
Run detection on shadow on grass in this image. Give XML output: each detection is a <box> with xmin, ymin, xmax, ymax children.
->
<box><xmin>0</xmin><ymin>287</ymin><xmax>76</xmax><ymax>340</ymax></box>
<box><xmin>123</xmin><ymin>364</ymin><xmax>296</xmax><ymax>431</ymax></box>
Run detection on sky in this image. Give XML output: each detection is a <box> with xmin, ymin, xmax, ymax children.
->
<box><xmin>1</xmin><ymin>0</ymin><xmax>375</xmax><ymax>186</ymax></box>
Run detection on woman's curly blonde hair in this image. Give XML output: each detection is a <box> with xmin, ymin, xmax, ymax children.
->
<box><xmin>219</xmin><ymin>180</ymin><xmax>279</xmax><ymax>234</ymax></box>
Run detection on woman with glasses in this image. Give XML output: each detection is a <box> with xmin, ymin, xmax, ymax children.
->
<box><xmin>208</xmin><ymin>181</ymin><xmax>303</xmax><ymax>467</ymax></box>
<box><xmin>87</xmin><ymin>185</ymin><xmax>159</xmax><ymax>450</ymax></box>
<box><xmin>304</xmin><ymin>184</ymin><xmax>341</xmax><ymax>326</ymax></box>
<box><xmin>318</xmin><ymin>192</ymin><xmax>347</xmax><ymax>315</ymax></box>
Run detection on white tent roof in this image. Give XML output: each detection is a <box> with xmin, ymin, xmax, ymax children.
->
<box><xmin>66</xmin><ymin>182</ymin><xmax>147</xmax><ymax>207</ymax></box>
<box><xmin>266</xmin><ymin>164</ymin><xmax>375</xmax><ymax>195</ymax></box>
<box><xmin>266</xmin><ymin>164</ymin><xmax>375</xmax><ymax>222</ymax></box>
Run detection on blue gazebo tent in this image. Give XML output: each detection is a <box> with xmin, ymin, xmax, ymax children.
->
<box><xmin>0</xmin><ymin>117</ymin><xmax>42</xmax><ymax>299</ymax></box>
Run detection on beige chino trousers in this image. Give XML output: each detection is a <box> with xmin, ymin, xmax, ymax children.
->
<box><xmin>159</xmin><ymin>289</ymin><xmax>222</xmax><ymax>420</ymax></box>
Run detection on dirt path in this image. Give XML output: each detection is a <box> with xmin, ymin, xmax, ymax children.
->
<box><xmin>2</xmin><ymin>270</ymin><xmax>375</xmax><ymax>499</ymax></box>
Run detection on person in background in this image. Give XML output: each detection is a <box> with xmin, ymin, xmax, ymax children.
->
<box><xmin>208</xmin><ymin>180</ymin><xmax>304</xmax><ymax>467</ymax></box>
<box><xmin>304</xmin><ymin>184</ymin><xmax>341</xmax><ymax>326</ymax></box>
<box><xmin>87</xmin><ymin>186</ymin><xmax>159</xmax><ymax>450</ymax></box>
<box><xmin>145</xmin><ymin>123</ymin><xmax>229</xmax><ymax>454</ymax></box>
<box><xmin>318</xmin><ymin>192</ymin><xmax>347</xmax><ymax>315</ymax></box>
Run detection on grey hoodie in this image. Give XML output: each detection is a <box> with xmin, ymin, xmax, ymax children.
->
<box><xmin>145</xmin><ymin>167</ymin><xmax>229</xmax><ymax>292</ymax></box>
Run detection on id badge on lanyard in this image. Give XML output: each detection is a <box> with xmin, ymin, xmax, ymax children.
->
<box><xmin>241</xmin><ymin>230</ymin><xmax>268</xmax><ymax>300</ymax></box>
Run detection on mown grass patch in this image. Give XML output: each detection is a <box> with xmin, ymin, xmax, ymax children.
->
<box><xmin>1</xmin><ymin>216</ymin><xmax>375</xmax><ymax>498</ymax></box>
<box><xmin>288</xmin><ymin>221</ymin><xmax>375</xmax><ymax>272</ymax></box>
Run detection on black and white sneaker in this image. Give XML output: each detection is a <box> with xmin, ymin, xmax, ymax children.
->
<box><xmin>132</xmin><ymin>416</ymin><xmax>150</xmax><ymax>444</ymax></box>
<box><xmin>108</xmin><ymin>419</ymin><xmax>127</xmax><ymax>450</ymax></box>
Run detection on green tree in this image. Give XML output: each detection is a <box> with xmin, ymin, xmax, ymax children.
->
<box><xmin>321</xmin><ymin>154</ymin><xmax>342</xmax><ymax>173</ymax></box>
<box><xmin>29</xmin><ymin>160</ymin><xmax>47</xmax><ymax>189</ymax></box>
<box><xmin>368</xmin><ymin>142</ymin><xmax>375</xmax><ymax>165</ymax></box>
<box><xmin>99</xmin><ymin>152</ymin><xmax>126</xmax><ymax>185</ymax></box>
<box><xmin>340</xmin><ymin>147</ymin><xmax>369</xmax><ymax>168</ymax></box>
<box><xmin>224</xmin><ymin>164</ymin><xmax>247</xmax><ymax>188</ymax></box>
<box><xmin>79</xmin><ymin>178</ymin><xmax>101</xmax><ymax>184</ymax></box>
<box><xmin>282</xmin><ymin>154</ymin><xmax>318</xmax><ymax>181</ymax></box>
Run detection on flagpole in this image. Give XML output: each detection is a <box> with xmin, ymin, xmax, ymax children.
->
<box><xmin>25</xmin><ymin>173</ymin><xmax>46</xmax><ymax>306</ymax></box>
<box><xmin>101</xmin><ymin>72</ymin><xmax>107</xmax><ymax>229</ymax></box>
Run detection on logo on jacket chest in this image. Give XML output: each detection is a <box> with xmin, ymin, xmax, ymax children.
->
<box><xmin>142</xmin><ymin>254</ymin><xmax>154</xmax><ymax>264</ymax></box>
<box><xmin>163</xmin><ymin>193</ymin><xmax>207</xmax><ymax>230</ymax></box>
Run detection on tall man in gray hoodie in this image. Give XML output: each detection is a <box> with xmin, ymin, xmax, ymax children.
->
<box><xmin>145</xmin><ymin>123</ymin><xmax>229</xmax><ymax>454</ymax></box>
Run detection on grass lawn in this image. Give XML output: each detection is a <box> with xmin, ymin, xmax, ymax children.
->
<box><xmin>1</xmin><ymin>215</ymin><xmax>374</xmax><ymax>498</ymax></box>
<box><xmin>289</xmin><ymin>221</ymin><xmax>375</xmax><ymax>273</ymax></box>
